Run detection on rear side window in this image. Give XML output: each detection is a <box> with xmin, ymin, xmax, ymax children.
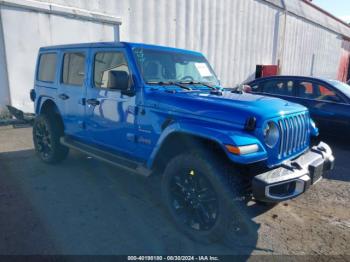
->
<box><xmin>38</xmin><ymin>53</ymin><xmax>57</xmax><ymax>82</ymax></box>
<box><xmin>62</xmin><ymin>52</ymin><xmax>86</xmax><ymax>86</ymax></box>
<box><xmin>94</xmin><ymin>52</ymin><xmax>130</xmax><ymax>89</ymax></box>
<box><xmin>319</xmin><ymin>85</ymin><xmax>335</xmax><ymax>96</ymax></box>
<box><xmin>297</xmin><ymin>82</ymin><xmax>341</xmax><ymax>102</ymax></box>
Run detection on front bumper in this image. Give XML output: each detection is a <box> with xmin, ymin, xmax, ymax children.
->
<box><xmin>252</xmin><ymin>142</ymin><xmax>334</xmax><ymax>203</ymax></box>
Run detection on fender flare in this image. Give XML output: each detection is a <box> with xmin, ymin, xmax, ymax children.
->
<box><xmin>147</xmin><ymin>120</ymin><xmax>267</xmax><ymax>168</ymax></box>
<box><xmin>35</xmin><ymin>96</ymin><xmax>59</xmax><ymax>115</ymax></box>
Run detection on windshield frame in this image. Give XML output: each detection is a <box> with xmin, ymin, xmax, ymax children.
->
<box><xmin>131</xmin><ymin>47</ymin><xmax>220</xmax><ymax>88</ymax></box>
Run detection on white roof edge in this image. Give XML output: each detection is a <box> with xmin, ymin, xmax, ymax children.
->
<box><xmin>0</xmin><ymin>0</ymin><xmax>122</xmax><ymax>25</ymax></box>
<box><xmin>263</xmin><ymin>0</ymin><xmax>350</xmax><ymax>39</ymax></box>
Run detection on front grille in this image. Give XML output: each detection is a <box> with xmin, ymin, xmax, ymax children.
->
<box><xmin>278</xmin><ymin>112</ymin><xmax>309</xmax><ymax>159</ymax></box>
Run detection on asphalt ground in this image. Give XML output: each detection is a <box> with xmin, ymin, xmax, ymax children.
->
<box><xmin>0</xmin><ymin>126</ymin><xmax>349</xmax><ymax>256</ymax></box>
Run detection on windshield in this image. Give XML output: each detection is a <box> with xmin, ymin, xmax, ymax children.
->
<box><xmin>328</xmin><ymin>80</ymin><xmax>350</xmax><ymax>98</ymax></box>
<box><xmin>132</xmin><ymin>48</ymin><xmax>220</xmax><ymax>86</ymax></box>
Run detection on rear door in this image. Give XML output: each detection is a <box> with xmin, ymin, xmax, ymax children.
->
<box><xmin>57</xmin><ymin>50</ymin><xmax>88</xmax><ymax>139</ymax></box>
<box><xmin>293</xmin><ymin>80</ymin><xmax>348</xmax><ymax>132</ymax></box>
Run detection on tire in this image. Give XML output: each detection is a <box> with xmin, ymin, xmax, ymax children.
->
<box><xmin>33</xmin><ymin>114</ymin><xmax>69</xmax><ymax>164</ymax></box>
<box><xmin>161</xmin><ymin>150</ymin><xmax>251</xmax><ymax>243</ymax></box>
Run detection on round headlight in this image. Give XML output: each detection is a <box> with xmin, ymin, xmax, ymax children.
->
<box><xmin>263</xmin><ymin>121</ymin><xmax>280</xmax><ymax>148</ymax></box>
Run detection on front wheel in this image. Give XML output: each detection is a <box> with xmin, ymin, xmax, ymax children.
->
<box><xmin>33</xmin><ymin>114</ymin><xmax>69</xmax><ymax>164</ymax></box>
<box><xmin>161</xmin><ymin>150</ymin><xmax>249</xmax><ymax>243</ymax></box>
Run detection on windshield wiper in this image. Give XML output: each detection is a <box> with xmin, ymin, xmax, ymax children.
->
<box><xmin>146</xmin><ymin>81</ymin><xmax>192</xmax><ymax>90</ymax></box>
<box><xmin>179</xmin><ymin>81</ymin><xmax>218</xmax><ymax>90</ymax></box>
<box><xmin>179</xmin><ymin>81</ymin><xmax>223</xmax><ymax>96</ymax></box>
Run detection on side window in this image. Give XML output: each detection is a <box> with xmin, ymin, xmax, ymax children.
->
<box><xmin>274</xmin><ymin>82</ymin><xmax>284</xmax><ymax>95</ymax></box>
<box><xmin>94</xmin><ymin>51</ymin><xmax>130</xmax><ymax>89</ymax></box>
<box><xmin>263</xmin><ymin>80</ymin><xmax>293</xmax><ymax>96</ymax></box>
<box><xmin>263</xmin><ymin>80</ymin><xmax>279</xmax><ymax>93</ymax></box>
<box><xmin>286</xmin><ymin>81</ymin><xmax>294</xmax><ymax>96</ymax></box>
<box><xmin>319</xmin><ymin>85</ymin><xmax>335</xmax><ymax>97</ymax></box>
<box><xmin>250</xmin><ymin>83</ymin><xmax>262</xmax><ymax>92</ymax></box>
<box><xmin>297</xmin><ymin>82</ymin><xmax>316</xmax><ymax>99</ymax></box>
<box><xmin>62</xmin><ymin>52</ymin><xmax>86</xmax><ymax>86</ymax></box>
<box><xmin>297</xmin><ymin>82</ymin><xmax>341</xmax><ymax>102</ymax></box>
<box><xmin>317</xmin><ymin>85</ymin><xmax>340</xmax><ymax>102</ymax></box>
<box><xmin>38</xmin><ymin>53</ymin><xmax>57</xmax><ymax>82</ymax></box>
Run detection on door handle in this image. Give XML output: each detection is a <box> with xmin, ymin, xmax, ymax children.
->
<box><xmin>58</xmin><ymin>93</ymin><xmax>69</xmax><ymax>100</ymax></box>
<box><xmin>86</xmin><ymin>99</ymin><xmax>100</xmax><ymax>106</ymax></box>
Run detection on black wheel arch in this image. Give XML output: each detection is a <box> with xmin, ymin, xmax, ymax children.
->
<box><xmin>38</xmin><ymin>99</ymin><xmax>65</xmax><ymax>133</ymax></box>
<box><xmin>151</xmin><ymin>132</ymin><xmax>231</xmax><ymax>172</ymax></box>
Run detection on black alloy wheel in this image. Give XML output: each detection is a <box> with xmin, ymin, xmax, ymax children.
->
<box><xmin>169</xmin><ymin>169</ymin><xmax>219</xmax><ymax>231</ymax></box>
<box><xmin>162</xmin><ymin>150</ymin><xmax>249</xmax><ymax>243</ymax></box>
<box><xmin>33</xmin><ymin>114</ymin><xmax>69</xmax><ymax>164</ymax></box>
<box><xmin>34</xmin><ymin>119</ymin><xmax>53</xmax><ymax>161</ymax></box>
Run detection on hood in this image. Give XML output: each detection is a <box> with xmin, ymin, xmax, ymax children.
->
<box><xmin>145</xmin><ymin>90</ymin><xmax>307</xmax><ymax>127</ymax></box>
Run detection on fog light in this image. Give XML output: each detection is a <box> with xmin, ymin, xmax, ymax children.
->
<box><xmin>269</xmin><ymin>182</ymin><xmax>296</xmax><ymax>197</ymax></box>
<box><xmin>266</xmin><ymin>178</ymin><xmax>306</xmax><ymax>200</ymax></box>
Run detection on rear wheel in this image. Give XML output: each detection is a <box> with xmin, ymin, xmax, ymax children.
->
<box><xmin>33</xmin><ymin>114</ymin><xmax>69</xmax><ymax>164</ymax></box>
<box><xmin>161</xmin><ymin>150</ymin><xmax>249</xmax><ymax>243</ymax></box>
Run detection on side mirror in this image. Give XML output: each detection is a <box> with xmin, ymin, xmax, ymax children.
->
<box><xmin>108</xmin><ymin>71</ymin><xmax>130</xmax><ymax>91</ymax></box>
<box><xmin>243</xmin><ymin>85</ymin><xmax>252</xmax><ymax>93</ymax></box>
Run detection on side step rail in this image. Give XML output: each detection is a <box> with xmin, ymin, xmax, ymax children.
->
<box><xmin>60</xmin><ymin>136</ymin><xmax>151</xmax><ymax>177</ymax></box>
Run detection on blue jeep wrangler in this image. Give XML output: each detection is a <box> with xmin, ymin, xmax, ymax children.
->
<box><xmin>31</xmin><ymin>42</ymin><xmax>334</xmax><ymax>242</ymax></box>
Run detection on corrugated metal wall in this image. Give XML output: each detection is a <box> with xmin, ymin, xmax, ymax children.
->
<box><xmin>1</xmin><ymin>0</ymin><xmax>350</xmax><ymax>112</ymax></box>
<box><xmin>35</xmin><ymin>0</ymin><xmax>348</xmax><ymax>86</ymax></box>
<box><xmin>120</xmin><ymin>0</ymin><xmax>281</xmax><ymax>86</ymax></box>
<box><xmin>281</xmin><ymin>13</ymin><xmax>342</xmax><ymax>78</ymax></box>
<box><xmin>35</xmin><ymin>0</ymin><xmax>282</xmax><ymax>86</ymax></box>
<box><xmin>0</xmin><ymin>4</ymin><xmax>116</xmax><ymax>112</ymax></box>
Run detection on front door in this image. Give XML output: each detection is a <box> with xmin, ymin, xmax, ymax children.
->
<box><xmin>85</xmin><ymin>48</ymin><xmax>137</xmax><ymax>155</ymax></box>
<box><xmin>57</xmin><ymin>50</ymin><xmax>87</xmax><ymax>139</ymax></box>
<box><xmin>256</xmin><ymin>79</ymin><xmax>298</xmax><ymax>102</ymax></box>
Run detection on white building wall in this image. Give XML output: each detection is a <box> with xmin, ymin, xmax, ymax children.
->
<box><xmin>281</xmin><ymin>13</ymin><xmax>343</xmax><ymax>78</ymax></box>
<box><xmin>34</xmin><ymin>0</ymin><xmax>282</xmax><ymax>86</ymax></box>
<box><xmin>0</xmin><ymin>13</ymin><xmax>10</xmax><ymax>114</ymax></box>
<box><xmin>1</xmin><ymin>0</ymin><xmax>350</xmax><ymax>112</ymax></box>
<box><xmin>34</xmin><ymin>0</ymin><xmax>350</xmax><ymax>85</ymax></box>
<box><xmin>0</xmin><ymin>0</ymin><xmax>120</xmax><ymax>113</ymax></box>
<box><xmin>117</xmin><ymin>0</ymin><xmax>281</xmax><ymax>85</ymax></box>
<box><xmin>0</xmin><ymin>0</ymin><xmax>120</xmax><ymax>112</ymax></box>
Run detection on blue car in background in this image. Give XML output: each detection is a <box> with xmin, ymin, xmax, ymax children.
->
<box><xmin>247</xmin><ymin>76</ymin><xmax>350</xmax><ymax>135</ymax></box>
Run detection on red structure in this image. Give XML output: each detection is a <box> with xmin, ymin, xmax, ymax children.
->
<box><xmin>255</xmin><ymin>65</ymin><xmax>279</xmax><ymax>79</ymax></box>
<box><xmin>337</xmin><ymin>40</ymin><xmax>350</xmax><ymax>82</ymax></box>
